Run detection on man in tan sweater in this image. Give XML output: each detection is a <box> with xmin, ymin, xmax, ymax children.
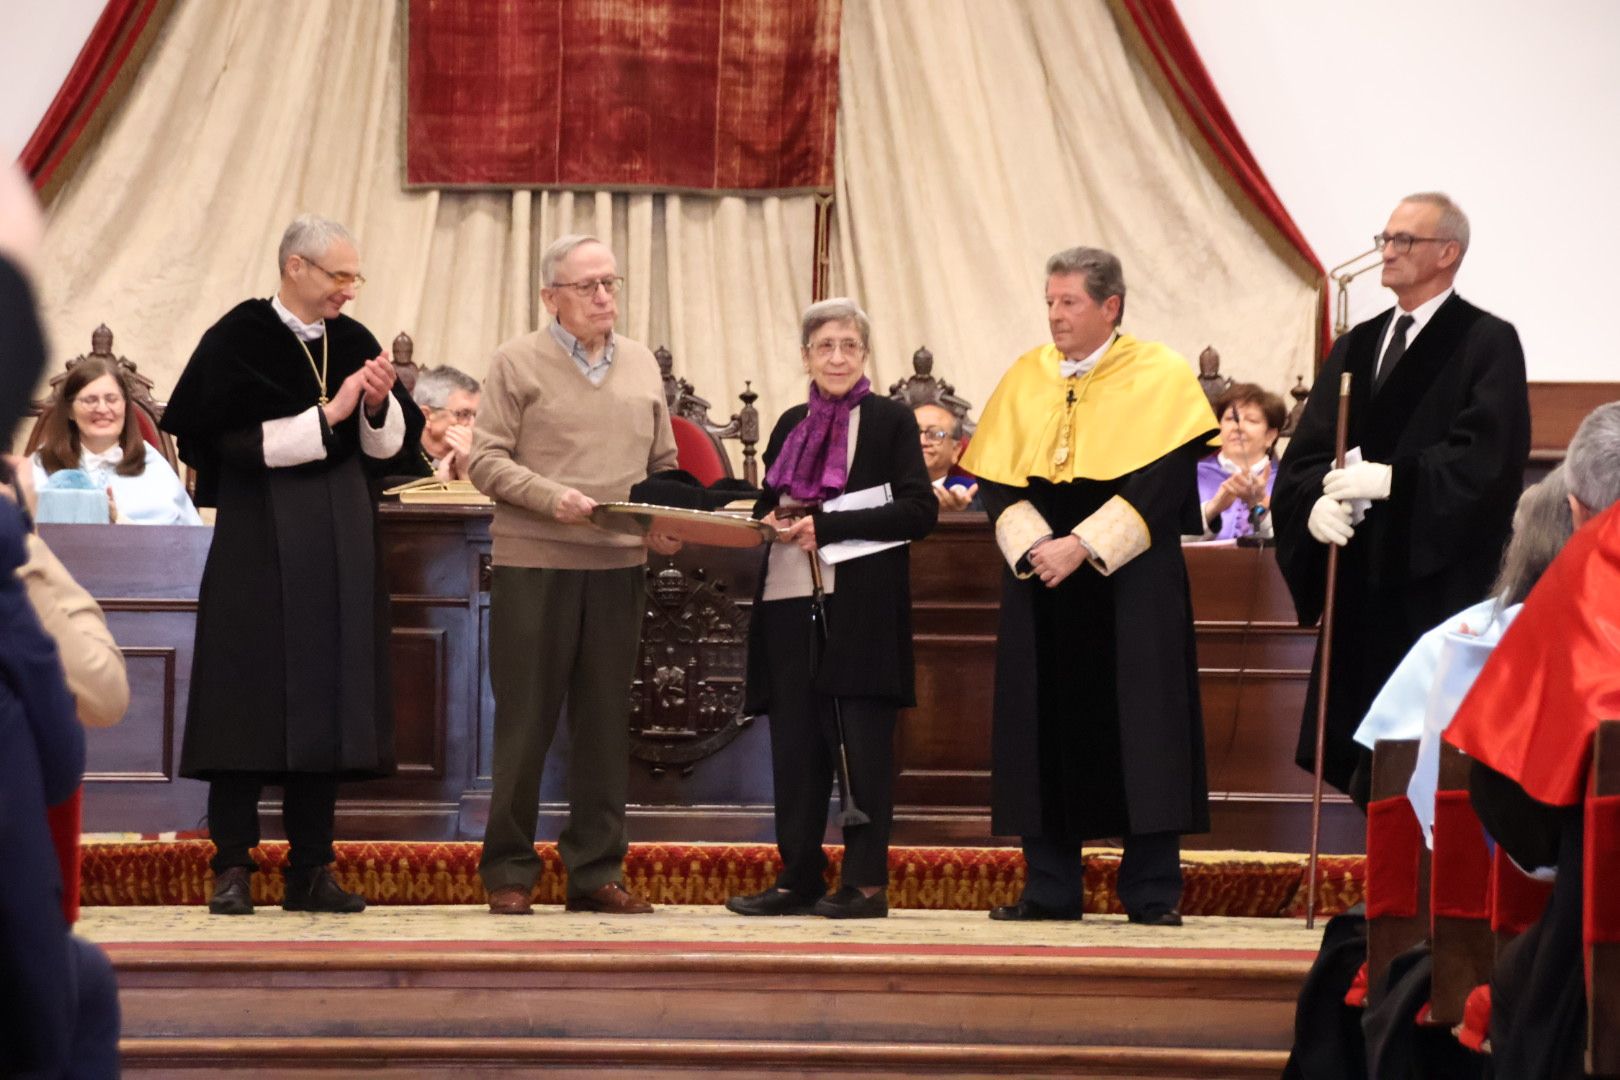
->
<box><xmin>470</xmin><ymin>235</ymin><xmax>680</xmax><ymax>915</ymax></box>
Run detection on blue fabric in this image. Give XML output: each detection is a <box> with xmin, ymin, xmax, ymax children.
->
<box><xmin>0</xmin><ymin>498</ymin><xmax>86</xmax><ymax>1076</ymax></box>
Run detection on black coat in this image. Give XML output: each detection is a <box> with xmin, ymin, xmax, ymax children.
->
<box><xmin>980</xmin><ymin>438</ymin><xmax>1212</xmax><ymax>839</ymax></box>
<box><xmin>1273</xmin><ymin>295</ymin><xmax>1529</xmax><ymax>795</ymax></box>
<box><xmin>162</xmin><ymin>301</ymin><xmax>420</xmax><ymax>779</ymax></box>
<box><xmin>744</xmin><ymin>394</ymin><xmax>937</xmax><ymax>712</ymax></box>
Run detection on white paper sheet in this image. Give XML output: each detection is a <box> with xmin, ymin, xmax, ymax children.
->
<box><xmin>818</xmin><ymin>483</ymin><xmax>908</xmax><ymax>565</ymax></box>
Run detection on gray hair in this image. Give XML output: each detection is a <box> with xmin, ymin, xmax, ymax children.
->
<box><xmin>913</xmin><ymin>400</ymin><xmax>964</xmax><ymax>439</ymax></box>
<box><xmin>1491</xmin><ymin>466</ymin><xmax>1575</xmax><ymax>607</ymax></box>
<box><xmin>1045</xmin><ymin>246</ymin><xmax>1126</xmax><ymax>325</ymax></box>
<box><xmin>411</xmin><ymin>365</ymin><xmax>481</xmax><ymax>412</ymax></box>
<box><xmin>540</xmin><ymin>234</ymin><xmax>608</xmax><ymax>286</ymax></box>
<box><xmin>277</xmin><ymin>214</ymin><xmax>355</xmax><ymax>273</ymax></box>
<box><xmin>1401</xmin><ymin>192</ymin><xmax>1471</xmax><ymax>259</ymax></box>
<box><xmin>1565</xmin><ymin>401</ymin><xmax>1620</xmax><ymax>514</ymax></box>
<box><xmin>800</xmin><ymin>297</ymin><xmax>871</xmax><ymax>349</ymax></box>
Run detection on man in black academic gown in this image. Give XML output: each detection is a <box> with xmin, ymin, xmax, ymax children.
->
<box><xmin>162</xmin><ymin>214</ymin><xmax>423</xmax><ymax>915</ymax></box>
<box><xmin>960</xmin><ymin>247</ymin><xmax>1217</xmax><ymax>927</ymax></box>
<box><xmin>1272</xmin><ymin>192</ymin><xmax>1529</xmax><ymax>803</ymax></box>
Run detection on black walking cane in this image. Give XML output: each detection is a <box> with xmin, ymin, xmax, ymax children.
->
<box><xmin>806</xmin><ymin>551</ymin><xmax>870</xmax><ymax>827</ymax></box>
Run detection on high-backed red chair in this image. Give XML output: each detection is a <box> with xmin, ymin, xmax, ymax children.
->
<box><xmin>655</xmin><ymin>346</ymin><xmax>760</xmax><ymax>487</ymax></box>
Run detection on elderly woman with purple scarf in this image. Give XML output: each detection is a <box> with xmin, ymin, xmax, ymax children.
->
<box><xmin>725</xmin><ymin>298</ymin><xmax>937</xmax><ymax>920</ymax></box>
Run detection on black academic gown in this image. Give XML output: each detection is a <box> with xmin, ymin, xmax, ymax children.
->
<box><xmin>161</xmin><ymin>300</ymin><xmax>423</xmax><ymax>780</ymax></box>
<box><xmin>1273</xmin><ymin>295</ymin><xmax>1529</xmax><ymax>796</ymax></box>
<box><xmin>980</xmin><ymin>437</ymin><xmax>1211</xmax><ymax>840</ymax></box>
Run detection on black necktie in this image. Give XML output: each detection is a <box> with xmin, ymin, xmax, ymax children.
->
<box><xmin>1374</xmin><ymin>313</ymin><xmax>1415</xmax><ymax>395</ymax></box>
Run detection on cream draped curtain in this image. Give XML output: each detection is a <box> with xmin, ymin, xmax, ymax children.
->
<box><xmin>829</xmin><ymin>0</ymin><xmax>1319</xmax><ymax>415</ymax></box>
<box><xmin>32</xmin><ymin>0</ymin><xmax>1316</xmax><ymax>458</ymax></box>
<box><xmin>34</xmin><ymin>0</ymin><xmax>818</xmax><ymax>448</ymax></box>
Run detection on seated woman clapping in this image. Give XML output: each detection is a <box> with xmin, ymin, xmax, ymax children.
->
<box><xmin>1189</xmin><ymin>383</ymin><xmax>1285</xmax><ymax>541</ymax></box>
<box><xmin>31</xmin><ymin>357</ymin><xmax>200</xmax><ymax>525</ymax></box>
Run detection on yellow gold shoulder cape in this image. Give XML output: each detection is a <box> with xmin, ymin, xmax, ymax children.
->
<box><xmin>960</xmin><ymin>335</ymin><xmax>1217</xmax><ymax>486</ymax></box>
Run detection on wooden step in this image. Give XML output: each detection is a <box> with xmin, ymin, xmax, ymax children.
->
<box><xmin>113</xmin><ymin>943</ymin><xmax>1305</xmax><ymax>1077</ymax></box>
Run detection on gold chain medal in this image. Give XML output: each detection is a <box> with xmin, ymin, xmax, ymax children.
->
<box><xmin>295</xmin><ymin>332</ymin><xmax>330</xmax><ymax>405</ymax></box>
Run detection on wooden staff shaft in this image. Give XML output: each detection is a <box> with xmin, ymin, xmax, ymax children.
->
<box><xmin>1306</xmin><ymin>371</ymin><xmax>1353</xmax><ymax>929</ymax></box>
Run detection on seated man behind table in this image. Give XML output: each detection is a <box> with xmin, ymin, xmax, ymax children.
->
<box><xmin>31</xmin><ymin>355</ymin><xmax>201</xmax><ymax>525</ymax></box>
<box><xmin>914</xmin><ymin>400</ymin><xmax>980</xmax><ymax>511</ymax></box>
<box><xmin>1189</xmin><ymin>382</ymin><xmax>1283</xmax><ymax>541</ymax></box>
<box><xmin>410</xmin><ymin>365</ymin><xmax>481</xmax><ymax>481</ymax></box>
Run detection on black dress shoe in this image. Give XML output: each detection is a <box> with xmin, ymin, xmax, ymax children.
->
<box><xmin>283</xmin><ymin>866</ymin><xmax>366</xmax><ymax>913</ymax></box>
<box><xmin>814</xmin><ymin>886</ymin><xmax>888</xmax><ymax>919</ymax></box>
<box><xmin>208</xmin><ymin>866</ymin><xmax>254</xmax><ymax>916</ymax></box>
<box><xmin>725</xmin><ymin>887</ymin><xmax>823</xmax><ymax>917</ymax></box>
<box><xmin>988</xmin><ymin>898</ymin><xmax>1084</xmax><ymax>922</ymax></box>
<box><xmin>1127</xmin><ymin>905</ymin><xmax>1184</xmax><ymax>927</ymax></box>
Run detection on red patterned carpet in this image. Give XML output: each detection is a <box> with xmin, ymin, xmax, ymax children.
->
<box><xmin>80</xmin><ymin>840</ymin><xmax>1363</xmax><ymax>917</ymax></box>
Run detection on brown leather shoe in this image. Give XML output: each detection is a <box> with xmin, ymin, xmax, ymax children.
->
<box><xmin>487</xmin><ymin>885</ymin><xmax>534</xmax><ymax>915</ymax></box>
<box><xmin>564</xmin><ymin>882</ymin><xmax>653</xmax><ymax>914</ymax></box>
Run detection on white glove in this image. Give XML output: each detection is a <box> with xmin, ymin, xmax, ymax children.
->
<box><xmin>1307</xmin><ymin>496</ymin><xmax>1355</xmax><ymax>546</ymax></box>
<box><xmin>1323</xmin><ymin>461</ymin><xmax>1392</xmax><ymax>502</ymax></box>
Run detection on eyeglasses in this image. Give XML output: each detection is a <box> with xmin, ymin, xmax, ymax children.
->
<box><xmin>550</xmin><ymin>276</ymin><xmax>624</xmax><ymax>297</ymax></box>
<box><xmin>807</xmin><ymin>338</ymin><xmax>867</xmax><ymax>359</ymax></box>
<box><xmin>430</xmin><ymin>407</ymin><xmax>477</xmax><ymax>425</ymax></box>
<box><xmin>305</xmin><ymin>258</ymin><xmax>367</xmax><ymax>290</ymax></box>
<box><xmin>73</xmin><ymin>393</ymin><xmax>125</xmax><ymax>410</ymax></box>
<box><xmin>918</xmin><ymin>426</ymin><xmax>954</xmax><ymax>443</ymax></box>
<box><xmin>1374</xmin><ymin>232</ymin><xmax>1454</xmax><ymax>255</ymax></box>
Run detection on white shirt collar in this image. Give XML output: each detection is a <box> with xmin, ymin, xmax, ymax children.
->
<box><xmin>81</xmin><ymin>445</ymin><xmax>123</xmax><ymax>473</ymax></box>
<box><xmin>1393</xmin><ymin>286</ymin><xmax>1454</xmax><ymax>341</ymax></box>
<box><xmin>1058</xmin><ymin>332</ymin><xmax>1117</xmax><ymax>378</ymax></box>
<box><xmin>271</xmin><ymin>292</ymin><xmax>326</xmax><ymax>342</ymax></box>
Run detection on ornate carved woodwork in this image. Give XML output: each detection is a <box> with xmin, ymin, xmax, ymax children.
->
<box><xmin>655</xmin><ymin>345</ymin><xmax>761</xmax><ymax>486</ymax></box>
<box><xmin>24</xmin><ymin>324</ymin><xmax>180</xmax><ymax>472</ymax></box>
<box><xmin>887</xmin><ymin>346</ymin><xmax>975</xmax><ymax>432</ymax></box>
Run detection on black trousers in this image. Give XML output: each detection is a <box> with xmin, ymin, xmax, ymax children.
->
<box><xmin>1020</xmin><ymin>830</ymin><xmax>1183</xmax><ymax>916</ymax></box>
<box><xmin>207</xmin><ymin>772</ymin><xmax>338</xmax><ymax>874</ymax></box>
<box><xmin>759</xmin><ymin>598</ymin><xmax>898</xmax><ymax>895</ymax></box>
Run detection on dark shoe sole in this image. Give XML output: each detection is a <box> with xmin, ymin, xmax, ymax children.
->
<box><xmin>208</xmin><ymin>900</ymin><xmax>254</xmax><ymax>916</ymax></box>
<box><xmin>725</xmin><ymin>897</ymin><xmax>820</xmax><ymax>917</ymax></box>
<box><xmin>988</xmin><ymin>903</ymin><xmax>1084</xmax><ymax>922</ymax></box>
<box><xmin>815</xmin><ymin>903</ymin><xmax>888</xmax><ymax>919</ymax></box>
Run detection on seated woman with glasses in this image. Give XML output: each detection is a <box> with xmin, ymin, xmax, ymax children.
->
<box><xmin>1187</xmin><ymin>382</ymin><xmax>1285</xmax><ymax>542</ymax></box>
<box><xmin>726</xmin><ymin>298</ymin><xmax>937</xmax><ymax>920</ymax></box>
<box><xmin>31</xmin><ymin>357</ymin><xmax>201</xmax><ymax>525</ymax></box>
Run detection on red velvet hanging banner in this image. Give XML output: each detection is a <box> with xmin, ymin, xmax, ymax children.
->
<box><xmin>405</xmin><ymin>0</ymin><xmax>841</xmax><ymax>192</ymax></box>
<box><xmin>1431</xmin><ymin>790</ymin><xmax>1491</xmax><ymax>920</ymax></box>
<box><xmin>1365</xmin><ymin>795</ymin><xmax>1423</xmax><ymax>919</ymax></box>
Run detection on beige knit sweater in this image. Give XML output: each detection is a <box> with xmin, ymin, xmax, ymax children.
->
<box><xmin>469</xmin><ymin>327</ymin><xmax>678</xmax><ymax>569</ymax></box>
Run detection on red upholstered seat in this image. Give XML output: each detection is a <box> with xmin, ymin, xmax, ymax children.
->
<box><xmin>671</xmin><ymin>415</ymin><xmax>729</xmax><ymax>486</ymax></box>
<box><xmin>46</xmin><ymin>788</ymin><xmax>81</xmax><ymax>924</ymax></box>
<box><xmin>131</xmin><ymin>404</ymin><xmax>163</xmax><ymax>452</ymax></box>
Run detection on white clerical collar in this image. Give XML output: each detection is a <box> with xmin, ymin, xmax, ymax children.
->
<box><xmin>1217</xmin><ymin>452</ymin><xmax>1268</xmax><ymax>476</ymax></box>
<box><xmin>1058</xmin><ymin>332</ymin><xmax>1117</xmax><ymax>378</ymax></box>
<box><xmin>271</xmin><ymin>292</ymin><xmax>326</xmax><ymax>342</ymax></box>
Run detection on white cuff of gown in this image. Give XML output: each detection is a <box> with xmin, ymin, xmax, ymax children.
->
<box><xmin>262</xmin><ymin>407</ymin><xmax>328</xmax><ymax>468</ymax></box>
<box><xmin>360</xmin><ymin>394</ymin><xmax>404</xmax><ymax>458</ymax></box>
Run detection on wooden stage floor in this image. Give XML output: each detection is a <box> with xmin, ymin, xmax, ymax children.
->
<box><xmin>92</xmin><ymin>906</ymin><xmax>1320</xmax><ymax>1078</ymax></box>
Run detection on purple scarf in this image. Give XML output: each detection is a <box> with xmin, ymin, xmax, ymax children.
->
<box><xmin>764</xmin><ymin>377</ymin><xmax>872</xmax><ymax>503</ymax></box>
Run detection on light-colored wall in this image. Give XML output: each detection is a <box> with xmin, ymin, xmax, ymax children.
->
<box><xmin>1178</xmin><ymin>0</ymin><xmax>1620</xmax><ymax>381</ymax></box>
<box><xmin>0</xmin><ymin>0</ymin><xmax>106</xmax><ymax>162</ymax></box>
<box><xmin>6</xmin><ymin>1</ymin><xmax>1617</xmax><ymax>382</ymax></box>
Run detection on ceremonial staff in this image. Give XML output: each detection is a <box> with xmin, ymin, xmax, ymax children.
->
<box><xmin>807</xmin><ymin>552</ymin><xmax>870</xmax><ymax>828</ymax></box>
<box><xmin>1306</xmin><ymin>372</ymin><xmax>1352</xmax><ymax>929</ymax></box>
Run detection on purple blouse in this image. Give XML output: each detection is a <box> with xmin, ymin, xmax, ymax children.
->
<box><xmin>1195</xmin><ymin>453</ymin><xmax>1276</xmax><ymax>539</ymax></box>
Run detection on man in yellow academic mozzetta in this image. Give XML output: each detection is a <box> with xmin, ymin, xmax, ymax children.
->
<box><xmin>961</xmin><ymin>246</ymin><xmax>1217</xmax><ymax>927</ymax></box>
